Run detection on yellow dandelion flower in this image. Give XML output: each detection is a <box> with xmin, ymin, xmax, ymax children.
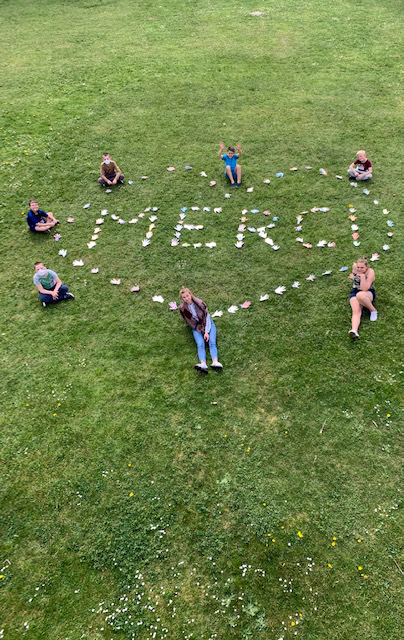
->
<box><xmin>224</xmin><ymin>434</ymin><xmax>227</xmax><ymax>438</ymax></box>
<box><xmin>363</xmin><ymin>575</ymin><xmax>368</xmax><ymax>579</ymax></box>
<box><xmin>297</xmin><ymin>531</ymin><xmax>303</xmax><ymax>538</ymax></box>
<box><xmin>53</xmin><ymin>413</ymin><xmax>57</xmax><ymax>417</ymax></box>
<box><xmin>263</xmin><ymin>502</ymin><xmax>266</xmax><ymax>506</ymax></box>
<box><xmin>358</xmin><ymin>566</ymin><xmax>363</xmax><ymax>571</ymax></box>
<box><xmin>332</xmin><ymin>542</ymin><xmax>336</xmax><ymax>547</ymax></box>
<box><xmin>281</xmin><ymin>525</ymin><xmax>285</xmax><ymax>529</ymax></box>
<box><xmin>291</xmin><ymin>621</ymin><xmax>295</xmax><ymax>627</ymax></box>
<box><xmin>386</xmin><ymin>413</ymin><xmax>391</xmax><ymax>417</ymax></box>
<box><xmin>272</xmin><ymin>538</ymin><xmax>276</xmax><ymax>543</ymax></box>
<box><xmin>129</xmin><ymin>492</ymin><xmax>134</xmax><ymax>497</ymax></box>
<box><xmin>247</xmin><ymin>446</ymin><xmax>251</xmax><ymax>452</ymax></box>
<box><xmin>128</xmin><ymin>463</ymin><xmax>132</xmax><ymax>467</ymax></box>
<box><xmin>57</xmin><ymin>403</ymin><xmax>61</xmax><ymax>407</ymax></box>
<box><xmin>333</xmin><ymin>536</ymin><xmax>337</xmax><ymax>541</ymax></box>
<box><xmin>327</xmin><ymin>563</ymin><xmax>333</xmax><ymax>568</ymax></box>
<box><xmin>357</xmin><ymin>538</ymin><xmax>361</xmax><ymax>543</ymax></box>
<box><xmin>0</xmin><ymin>575</ymin><xmax>4</xmax><ymax>579</ymax></box>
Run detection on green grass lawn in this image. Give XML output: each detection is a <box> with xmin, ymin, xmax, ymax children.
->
<box><xmin>0</xmin><ymin>0</ymin><xmax>403</xmax><ymax>638</ymax></box>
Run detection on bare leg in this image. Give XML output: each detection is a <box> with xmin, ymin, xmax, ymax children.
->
<box><xmin>350</xmin><ymin>297</ymin><xmax>363</xmax><ymax>332</ymax></box>
<box><xmin>225</xmin><ymin>166</ymin><xmax>235</xmax><ymax>184</ymax></box>
<box><xmin>236</xmin><ymin>164</ymin><xmax>242</xmax><ymax>184</ymax></box>
<box><xmin>356</xmin><ymin>291</ymin><xmax>376</xmax><ymax>313</ymax></box>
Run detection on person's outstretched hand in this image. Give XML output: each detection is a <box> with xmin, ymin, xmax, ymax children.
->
<box><xmin>204</xmin><ymin>332</ymin><xmax>209</xmax><ymax>342</ymax></box>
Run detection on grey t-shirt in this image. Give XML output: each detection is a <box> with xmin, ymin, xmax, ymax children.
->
<box><xmin>33</xmin><ymin>269</ymin><xmax>58</xmax><ymax>290</ymax></box>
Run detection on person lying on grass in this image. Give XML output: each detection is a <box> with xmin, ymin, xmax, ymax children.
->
<box><xmin>218</xmin><ymin>142</ymin><xmax>242</xmax><ymax>187</ymax></box>
<box><xmin>347</xmin><ymin>150</ymin><xmax>372</xmax><ymax>181</ymax></box>
<box><xmin>98</xmin><ymin>152</ymin><xmax>124</xmax><ymax>186</ymax></box>
<box><xmin>179</xmin><ymin>287</ymin><xmax>223</xmax><ymax>373</ymax></box>
<box><xmin>34</xmin><ymin>262</ymin><xmax>74</xmax><ymax>307</ymax></box>
<box><xmin>348</xmin><ymin>257</ymin><xmax>377</xmax><ymax>340</ymax></box>
<box><xmin>26</xmin><ymin>199</ymin><xmax>59</xmax><ymax>233</ymax></box>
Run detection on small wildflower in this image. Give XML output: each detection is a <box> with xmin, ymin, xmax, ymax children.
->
<box><xmin>53</xmin><ymin>413</ymin><xmax>57</xmax><ymax>417</ymax></box>
<box><xmin>363</xmin><ymin>575</ymin><xmax>368</xmax><ymax>579</ymax></box>
<box><xmin>387</xmin><ymin>413</ymin><xmax>391</xmax><ymax>417</ymax></box>
<box><xmin>358</xmin><ymin>566</ymin><xmax>363</xmax><ymax>571</ymax></box>
<box><xmin>224</xmin><ymin>434</ymin><xmax>227</xmax><ymax>438</ymax></box>
<box><xmin>128</xmin><ymin>463</ymin><xmax>132</xmax><ymax>467</ymax></box>
<box><xmin>332</xmin><ymin>541</ymin><xmax>336</xmax><ymax>547</ymax></box>
<box><xmin>247</xmin><ymin>446</ymin><xmax>251</xmax><ymax>452</ymax></box>
<box><xmin>0</xmin><ymin>575</ymin><xmax>4</xmax><ymax>579</ymax></box>
<box><xmin>332</xmin><ymin>536</ymin><xmax>337</xmax><ymax>541</ymax></box>
<box><xmin>327</xmin><ymin>563</ymin><xmax>333</xmax><ymax>568</ymax></box>
<box><xmin>357</xmin><ymin>538</ymin><xmax>361</xmax><ymax>543</ymax></box>
<box><xmin>272</xmin><ymin>538</ymin><xmax>276</xmax><ymax>543</ymax></box>
<box><xmin>263</xmin><ymin>502</ymin><xmax>267</xmax><ymax>506</ymax></box>
<box><xmin>297</xmin><ymin>531</ymin><xmax>303</xmax><ymax>538</ymax></box>
<box><xmin>291</xmin><ymin>621</ymin><xmax>295</xmax><ymax>627</ymax></box>
<box><xmin>129</xmin><ymin>492</ymin><xmax>134</xmax><ymax>497</ymax></box>
<box><xmin>57</xmin><ymin>403</ymin><xmax>61</xmax><ymax>407</ymax></box>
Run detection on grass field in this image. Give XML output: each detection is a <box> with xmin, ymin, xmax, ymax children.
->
<box><xmin>0</xmin><ymin>0</ymin><xmax>403</xmax><ymax>638</ymax></box>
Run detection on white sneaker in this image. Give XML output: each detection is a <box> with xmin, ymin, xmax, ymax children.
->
<box><xmin>210</xmin><ymin>362</ymin><xmax>223</xmax><ymax>370</ymax></box>
<box><xmin>349</xmin><ymin>329</ymin><xmax>359</xmax><ymax>340</ymax></box>
<box><xmin>65</xmin><ymin>292</ymin><xmax>75</xmax><ymax>300</ymax></box>
<box><xmin>370</xmin><ymin>311</ymin><xmax>378</xmax><ymax>321</ymax></box>
<box><xmin>195</xmin><ymin>364</ymin><xmax>208</xmax><ymax>374</ymax></box>
<box><xmin>42</xmin><ymin>301</ymin><xmax>47</xmax><ymax>308</ymax></box>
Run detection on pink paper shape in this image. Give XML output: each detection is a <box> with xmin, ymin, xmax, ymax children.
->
<box><xmin>303</xmin><ymin>243</ymin><xmax>312</xmax><ymax>249</ymax></box>
<box><xmin>167</xmin><ymin>166</ymin><xmax>176</xmax><ymax>171</ymax></box>
<box><xmin>352</xmin><ymin>232</ymin><xmax>359</xmax><ymax>240</ymax></box>
<box><xmin>67</xmin><ymin>217</ymin><xmax>75</xmax><ymax>223</ymax></box>
<box><xmin>241</xmin><ymin>301</ymin><xmax>251</xmax><ymax>309</ymax></box>
<box><xmin>210</xmin><ymin>181</ymin><xmax>216</xmax><ymax>186</ymax></box>
<box><xmin>130</xmin><ymin>286</ymin><xmax>140</xmax><ymax>292</ymax></box>
<box><xmin>54</xmin><ymin>233</ymin><xmax>61</xmax><ymax>241</ymax></box>
<box><xmin>169</xmin><ymin>301</ymin><xmax>178</xmax><ymax>311</ymax></box>
<box><xmin>262</xmin><ymin>210</ymin><xmax>271</xmax><ymax>216</ymax></box>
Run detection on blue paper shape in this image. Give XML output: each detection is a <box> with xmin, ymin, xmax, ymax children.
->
<box><xmin>339</xmin><ymin>266</ymin><xmax>348</xmax><ymax>272</ymax></box>
<box><xmin>276</xmin><ymin>172</ymin><xmax>284</xmax><ymax>178</ymax></box>
<box><xmin>181</xmin><ymin>207</ymin><xmax>187</xmax><ymax>212</ymax></box>
<box><xmin>273</xmin><ymin>216</ymin><xmax>279</xmax><ymax>221</ymax></box>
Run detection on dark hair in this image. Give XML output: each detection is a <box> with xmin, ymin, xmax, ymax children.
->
<box><xmin>227</xmin><ymin>146</ymin><xmax>235</xmax><ymax>152</ymax></box>
<box><xmin>102</xmin><ymin>152</ymin><xmax>110</xmax><ymax>157</ymax></box>
<box><xmin>34</xmin><ymin>261</ymin><xmax>43</xmax><ymax>267</ymax></box>
<box><xmin>29</xmin><ymin>199</ymin><xmax>38</xmax><ymax>205</ymax></box>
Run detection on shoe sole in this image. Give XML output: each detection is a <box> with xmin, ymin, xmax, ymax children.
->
<box><xmin>210</xmin><ymin>365</ymin><xmax>223</xmax><ymax>371</ymax></box>
<box><xmin>194</xmin><ymin>365</ymin><xmax>208</xmax><ymax>374</ymax></box>
<box><xmin>349</xmin><ymin>332</ymin><xmax>359</xmax><ymax>340</ymax></box>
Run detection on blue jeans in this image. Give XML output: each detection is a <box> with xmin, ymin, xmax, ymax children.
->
<box><xmin>192</xmin><ymin>321</ymin><xmax>218</xmax><ymax>362</ymax></box>
<box><xmin>40</xmin><ymin>284</ymin><xmax>69</xmax><ymax>304</ymax></box>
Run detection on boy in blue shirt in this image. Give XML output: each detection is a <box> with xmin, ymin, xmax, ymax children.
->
<box><xmin>218</xmin><ymin>142</ymin><xmax>242</xmax><ymax>187</ymax></box>
<box><xmin>26</xmin><ymin>200</ymin><xmax>59</xmax><ymax>233</ymax></box>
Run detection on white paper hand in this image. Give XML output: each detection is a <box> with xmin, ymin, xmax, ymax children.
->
<box><xmin>274</xmin><ymin>286</ymin><xmax>286</xmax><ymax>295</ymax></box>
<box><xmin>152</xmin><ymin>295</ymin><xmax>164</xmax><ymax>303</ymax></box>
<box><xmin>292</xmin><ymin>281</ymin><xmax>300</xmax><ymax>288</ymax></box>
<box><xmin>260</xmin><ymin>294</ymin><xmax>269</xmax><ymax>301</ymax></box>
<box><xmin>228</xmin><ymin>305</ymin><xmax>238</xmax><ymax>313</ymax></box>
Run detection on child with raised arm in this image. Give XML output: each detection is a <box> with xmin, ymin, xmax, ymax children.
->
<box><xmin>348</xmin><ymin>257</ymin><xmax>377</xmax><ymax>340</ymax></box>
<box><xmin>347</xmin><ymin>150</ymin><xmax>372</xmax><ymax>181</ymax></box>
<box><xmin>218</xmin><ymin>142</ymin><xmax>242</xmax><ymax>187</ymax></box>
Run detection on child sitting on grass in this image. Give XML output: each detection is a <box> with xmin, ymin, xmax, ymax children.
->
<box><xmin>26</xmin><ymin>200</ymin><xmax>59</xmax><ymax>233</ymax></box>
<box><xmin>98</xmin><ymin>152</ymin><xmax>124</xmax><ymax>186</ymax></box>
<box><xmin>218</xmin><ymin>142</ymin><xmax>242</xmax><ymax>187</ymax></box>
<box><xmin>347</xmin><ymin>150</ymin><xmax>372</xmax><ymax>181</ymax></box>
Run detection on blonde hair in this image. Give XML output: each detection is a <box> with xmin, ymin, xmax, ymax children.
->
<box><xmin>179</xmin><ymin>287</ymin><xmax>193</xmax><ymax>297</ymax></box>
<box><xmin>357</xmin><ymin>256</ymin><xmax>368</xmax><ymax>267</ymax></box>
<box><xmin>357</xmin><ymin>150</ymin><xmax>366</xmax><ymax>156</ymax></box>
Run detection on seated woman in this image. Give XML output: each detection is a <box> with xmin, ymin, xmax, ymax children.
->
<box><xmin>179</xmin><ymin>287</ymin><xmax>223</xmax><ymax>373</ymax></box>
<box><xmin>349</xmin><ymin>257</ymin><xmax>377</xmax><ymax>340</ymax></box>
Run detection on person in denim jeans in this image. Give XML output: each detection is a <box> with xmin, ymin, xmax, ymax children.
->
<box><xmin>179</xmin><ymin>287</ymin><xmax>223</xmax><ymax>374</ymax></box>
<box><xmin>33</xmin><ymin>262</ymin><xmax>74</xmax><ymax>307</ymax></box>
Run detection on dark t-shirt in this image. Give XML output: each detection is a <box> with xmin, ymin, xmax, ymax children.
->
<box><xmin>354</xmin><ymin>159</ymin><xmax>372</xmax><ymax>172</ymax></box>
<box><xmin>26</xmin><ymin>209</ymin><xmax>48</xmax><ymax>231</ymax></box>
